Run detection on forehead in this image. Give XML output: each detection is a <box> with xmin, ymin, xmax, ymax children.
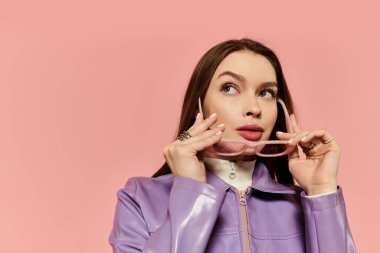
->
<box><xmin>212</xmin><ymin>50</ymin><xmax>276</xmax><ymax>83</ymax></box>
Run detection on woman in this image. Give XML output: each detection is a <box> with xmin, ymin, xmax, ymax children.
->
<box><xmin>108</xmin><ymin>38</ymin><xmax>357</xmax><ymax>252</ymax></box>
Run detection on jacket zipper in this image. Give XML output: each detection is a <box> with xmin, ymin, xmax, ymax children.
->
<box><xmin>234</xmin><ymin>187</ymin><xmax>251</xmax><ymax>253</ymax></box>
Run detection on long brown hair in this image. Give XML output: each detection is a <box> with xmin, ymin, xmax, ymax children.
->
<box><xmin>152</xmin><ymin>38</ymin><xmax>298</xmax><ymax>185</ymax></box>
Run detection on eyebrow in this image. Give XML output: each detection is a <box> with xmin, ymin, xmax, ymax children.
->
<box><xmin>217</xmin><ymin>71</ymin><xmax>278</xmax><ymax>88</ymax></box>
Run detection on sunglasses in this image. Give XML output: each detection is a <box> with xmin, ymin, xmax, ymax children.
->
<box><xmin>198</xmin><ymin>97</ymin><xmax>295</xmax><ymax>157</ymax></box>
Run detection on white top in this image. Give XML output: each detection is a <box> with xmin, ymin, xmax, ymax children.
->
<box><xmin>203</xmin><ymin>156</ymin><xmax>337</xmax><ymax>198</ymax></box>
<box><xmin>203</xmin><ymin>156</ymin><xmax>256</xmax><ymax>191</ymax></box>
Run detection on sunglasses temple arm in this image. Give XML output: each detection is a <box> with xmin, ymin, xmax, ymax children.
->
<box><xmin>278</xmin><ymin>99</ymin><xmax>294</xmax><ymax>134</ymax></box>
<box><xmin>198</xmin><ymin>97</ymin><xmax>203</xmax><ymax>116</ymax></box>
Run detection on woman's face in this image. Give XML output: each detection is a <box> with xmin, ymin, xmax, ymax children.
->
<box><xmin>202</xmin><ymin>50</ymin><xmax>279</xmax><ymax>161</ymax></box>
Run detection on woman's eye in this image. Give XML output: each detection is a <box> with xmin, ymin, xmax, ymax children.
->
<box><xmin>221</xmin><ymin>83</ymin><xmax>238</xmax><ymax>94</ymax></box>
<box><xmin>259</xmin><ymin>89</ymin><xmax>277</xmax><ymax>99</ymax></box>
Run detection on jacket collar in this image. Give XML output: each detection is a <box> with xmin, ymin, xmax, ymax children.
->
<box><xmin>205</xmin><ymin>159</ymin><xmax>296</xmax><ymax>194</ymax></box>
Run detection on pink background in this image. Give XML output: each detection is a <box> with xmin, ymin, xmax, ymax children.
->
<box><xmin>0</xmin><ymin>1</ymin><xmax>378</xmax><ymax>252</ymax></box>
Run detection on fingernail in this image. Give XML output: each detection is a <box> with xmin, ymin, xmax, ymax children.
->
<box><xmin>217</xmin><ymin>123</ymin><xmax>224</xmax><ymax>128</ymax></box>
<box><xmin>288</xmin><ymin>138</ymin><xmax>294</xmax><ymax>144</ymax></box>
<box><xmin>276</xmin><ymin>131</ymin><xmax>284</xmax><ymax>134</ymax></box>
<box><xmin>215</xmin><ymin>130</ymin><xmax>222</xmax><ymax>135</ymax></box>
<box><xmin>196</xmin><ymin>112</ymin><xmax>200</xmax><ymax>119</ymax></box>
<box><xmin>209</xmin><ymin>113</ymin><xmax>217</xmax><ymax>118</ymax></box>
<box><xmin>301</xmin><ymin>136</ymin><xmax>307</xmax><ymax>142</ymax></box>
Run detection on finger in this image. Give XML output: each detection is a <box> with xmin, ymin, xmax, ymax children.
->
<box><xmin>276</xmin><ymin>113</ymin><xmax>302</xmax><ymax>139</ymax></box>
<box><xmin>188</xmin><ymin>112</ymin><xmax>204</xmax><ymax>132</ymax></box>
<box><xmin>184</xmin><ymin>124</ymin><xmax>224</xmax><ymax>145</ymax></box>
<box><xmin>299</xmin><ymin>129</ymin><xmax>335</xmax><ymax>145</ymax></box>
<box><xmin>188</xmin><ymin>130</ymin><xmax>224</xmax><ymax>152</ymax></box>
<box><xmin>177</xmin><ymin>113</ymin><xmax>220</xmax><ymax>145</ymax></box>
<box><xmin>188</xmin><ymin>112</ymin><xmax>219</xmax><ymax>136</ymax></box>
<box><xmin>179</xmin><ymin>127</ymin><xmax>224</xmax><ymax>152</ymax></box>
<box><xmin>195</xmin><ymin>112</ymin><xmax>203</xmax><ymax>123</ymax></box>
<box><xmin>290</xmin><ymin>114</ymin><xmax>302</xmax><ymax>133</ymax></box>
<box><xmin>287</xmin><ymin>131</ymin><xmax>310</xmax><ymax>146</ymax></box>
<box><xmin>286</xmin><ymin>131</ymin><xmax>309</xmax><ymax>159</ymax></box>
<box><xmin>287</xmin><ymin>142</ymin><xmax>300</xmax><ymax>159</ymax></box>
<box><xmin>275</xmin><ymin>131</ymin><xmax>294</xmax><ymax>140</ymax></box>
<box><xmin>277</xmin><ymin>130</ymin><xmax>307</xmax><ymax>160</ymax></box>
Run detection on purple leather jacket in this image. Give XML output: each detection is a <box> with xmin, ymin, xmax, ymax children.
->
<box><xmin>109</xmin><ymin>160</ymin><xmax>357</xmax><ymax>252</ymax></box>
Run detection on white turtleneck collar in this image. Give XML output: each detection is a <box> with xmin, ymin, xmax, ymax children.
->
<box><xmin>203</xmin><ymin>156</ymin><xmax>256</xmax><ymax>191</ymax></box>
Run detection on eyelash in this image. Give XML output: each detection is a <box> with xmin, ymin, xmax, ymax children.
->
<box><xmin>221</xmin><ymin>83</ymin><xmax>277</xmax><ymax>98</ymax></box>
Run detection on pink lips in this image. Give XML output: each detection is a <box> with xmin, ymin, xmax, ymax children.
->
<box><xmin>237</xmin><ymin>130</ymin><xmax>263</xmax><ymax>141</ymax></box>
<box><xmin>236</xmin><ymin>124</ymin><xmax>264</xmax><ymax>141</ymax></box>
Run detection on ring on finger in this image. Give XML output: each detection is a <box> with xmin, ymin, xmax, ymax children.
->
<box><xmin>301</xmin><ymin>142</ymin><xmax>316</xmax><ymax>153</ymax></box>
<box><xmin>176</xmin><ymin>130</ymin><xmax>193</xmax><ymax>141</ymax></box>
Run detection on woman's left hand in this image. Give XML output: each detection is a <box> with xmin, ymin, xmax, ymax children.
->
<box><xmin>275</xmin><ymin>114</ymin><xmax>339</xmax><ymax>196</ymax></box>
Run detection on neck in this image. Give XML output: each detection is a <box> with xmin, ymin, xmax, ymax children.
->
<box><xmin>203</xmin><ymin>155</ymin><xmax>257</xmax><ymax>190</ymax></box>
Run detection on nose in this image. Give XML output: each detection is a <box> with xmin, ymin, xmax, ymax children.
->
<box><xmin>243</xmin><ymin>97</ymin><xmax>261</xmax><ymax>118</ymax></box>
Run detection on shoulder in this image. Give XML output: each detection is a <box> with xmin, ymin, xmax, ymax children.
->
<box><xmin>117</xmin><ymin>173</ymin><xmax>174</xmax><ymax>201</ymax></box>
<box><xmin>114</xmin><ymin>173</ymin><xmax>175</xmax><ymax>232</ymax></box>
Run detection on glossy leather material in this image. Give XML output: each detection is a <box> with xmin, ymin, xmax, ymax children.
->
<box><xmin>109</xmin><ymin>161</ymin><xmax>357</xmax><ymax>252</ymax></box>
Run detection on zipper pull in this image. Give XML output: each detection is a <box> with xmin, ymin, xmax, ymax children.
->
<box><xmin>238</xmin><ymin>189</ymin><xmax>247</xmax><ymax>206</ymax></box>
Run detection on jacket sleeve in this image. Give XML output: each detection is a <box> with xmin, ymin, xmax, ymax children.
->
<box><xmin>300</xmin><ymin>186</ymin><xmax>357</xmax><ymax>253</ymax></box>
<box><xmin>108</xmin><ymin>175</ymin><xmax>226</xmax><ymax>253</ymax></box>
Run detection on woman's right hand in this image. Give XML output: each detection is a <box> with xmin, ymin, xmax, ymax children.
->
<box><xmin>163</xmin><ymin>112</ymin><xmax>225</xmax><ymax>183</ymax></box>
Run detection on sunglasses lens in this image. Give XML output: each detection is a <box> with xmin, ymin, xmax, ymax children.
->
<box><xmin>256</xmin><ymin>143</ymin><xmax>289</xmax><ymax>155</ymax></box>
<box><xmin>206</xmin><ymin>141</ymin><xmax>246</xmax><ymax>154</ymax></box>
<box><xmin>206</xmin><ymin>141</ymin><xmax>291</xmax><ymax>156</ymax></box>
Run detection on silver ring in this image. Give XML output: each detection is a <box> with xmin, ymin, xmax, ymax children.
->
<box><xmin>176</xmin><ymin>130</ymin><xmax>192</xmax><ymax>141</ymax></box>
<box><xmin>301</xmin><ymin>142</ymin><xmax>316</xmax><ymax>153</ymax></box>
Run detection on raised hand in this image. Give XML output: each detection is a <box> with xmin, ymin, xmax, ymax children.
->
<box><xmin>276</xmin><ymin>114</ymin><xmax>339</xmax><ymax>195</ymax></box>
<box><xmin>163</xmin><ymin>112</ymin><xmax>225</xmax><ymax>183</ymax></box>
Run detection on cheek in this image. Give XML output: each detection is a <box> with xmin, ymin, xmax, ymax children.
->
<box><xmin>208</xmin><ymin>104</ymin><xmax>237</xmax><ymax>128</ymax></box>
<box><xmin>271</xmin><ymin>110</ymin><xmax>278</xmax><ymax>125</ymax></box>
<box><xmin>266</xmin><ymin>108</ymin><xmax>278</xmax><ymax>132</ymax></box>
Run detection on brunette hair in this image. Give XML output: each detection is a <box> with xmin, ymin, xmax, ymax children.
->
<box><xmin>152</xmin><ymin>38</ymin><xmax>298</xmax><ymax>185</ymax></box>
